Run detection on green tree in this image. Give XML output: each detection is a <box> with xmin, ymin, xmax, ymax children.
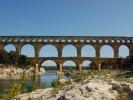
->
<box><xmin>18</xmin><ymin>55</ymin><xmax>30</xmax><ymax>68</ymax></box>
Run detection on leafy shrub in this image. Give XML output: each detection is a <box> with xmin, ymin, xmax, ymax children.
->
<box><xmin>0</xmin><ymin>49</ymin><xmax>32</xmax><ymax>68</ymax></box>
<box><xmin>2</xmin><ymin>82</ymin><xmax>21</xmax><ymax>100</ymax></box>
<box><xmin>21</xmin><ymin>82</ymin><xmax>38</xmax><ymax>93</ymax></box>
<box><xmin>51</xmin><ymin>79</ymin><xmax>60</xmax><ymax>88</ymax></box>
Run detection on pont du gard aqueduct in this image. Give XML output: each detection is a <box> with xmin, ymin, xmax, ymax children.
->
<box><xmin>0</xmin><ymin>36</ymin><xmax>133</xmax><ymax>72</ymax></box>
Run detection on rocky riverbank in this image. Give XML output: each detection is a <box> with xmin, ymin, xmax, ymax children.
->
<box><xmin>14</xmin><ymin>70</ymin><xmax>133</xmax><ymax>100</ymax></box>
<box><xmin>0</xmin><ymin>64</ymin><xmax>45</xmax><ymax>79</ymax></box>
<box><xmin>14</xmin><ymin>78</ymin><xmax>133</xmax><ymax>100</ymax></box>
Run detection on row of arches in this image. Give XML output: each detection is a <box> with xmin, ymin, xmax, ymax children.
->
<box><xmin>41</xmin><ymin>60</ymin><xmax>94</xmax><ymax>68</ymax></box>
<box><xmin>4</xmin><ymin>44</ymin><xmax>129</xmax><ymax>58</ymax></box>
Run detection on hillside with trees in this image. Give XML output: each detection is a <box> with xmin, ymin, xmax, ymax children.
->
<box><xmin>0</xmin><ymin>49</ymin><xmax>32</xmax><ymax>68</ymax></box>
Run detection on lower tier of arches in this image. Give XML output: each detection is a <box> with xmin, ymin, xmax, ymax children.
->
<box><xmin>33</xmin><ymin>58</ymin><xmax>120</xmax><ymax>73</ymax></box>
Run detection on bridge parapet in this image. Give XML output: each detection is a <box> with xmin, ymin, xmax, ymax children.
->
<box><xmin>0</xmin><ymin>36</ymin><xmax>133</xmax><ymax>45</ymax></box>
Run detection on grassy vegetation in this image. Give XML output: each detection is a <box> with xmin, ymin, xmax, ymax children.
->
<box><xmin>1</xmin><ymin>71</ymin><xmax>39</xmax><ymax>100</ymax></box>
<box><xmin>116</xmin><ymin>88</ymin><xmax>129</xmax><ymax>100</ymax></box>
<box><xmin>2</xmin><ymin>72</ymin><xmax>25</xmax><ymax>99</ymax></box>
<box><xmin>51</xmin><ymin>78</ymin><xmax>72</xmax><ymax>95</ymax></box>
<box><xmin>71</xmin><ymin>71</ymin><xmax>90</xmax><ymax>83</ymax></box>
<box><xmin>2</xmin><ymin>82</ymin><xmax>22</xmax><ymax>100</ymax></box>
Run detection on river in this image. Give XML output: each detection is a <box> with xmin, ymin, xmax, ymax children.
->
<box><xmin>0</xmin><ymin>71</ymin><xmax>68</xmax><ymax>98</ymax></box>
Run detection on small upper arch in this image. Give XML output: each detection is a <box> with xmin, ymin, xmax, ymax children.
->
<box><xmin>39</xmin><ymin>45</ymin><xmax>58</xmax><ymax>57</ymax></box>
<box><xmin>81</xmin><ymin>45</ymin><xmax>96</xmax><ymax>57</ymax></box>
<box><xmin>119</xmin><ymin>45</ymin><xmax>129</xmax><ymax>58</ymax></box>
<box><xmin>21</xmin><ymin>44</ymin><xmax>35</xmax><ymax>57</ymax></box>
<box><xmin>62</xmin><ymin>45</ymin><xmax>77</xmax><ymax>57</ymax></box>
<box><xmin>4</xmin><ymin>44</ymin><xmax>16</xmax><ymax>53</ymax></box>
<box><xmin>100</xmin><ymin>45</ymin><xmax>114</xmax><ymax>58</ymax></box>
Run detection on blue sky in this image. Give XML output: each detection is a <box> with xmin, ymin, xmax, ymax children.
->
<box><xmin>1</xmin><ymin>0</ymin><xmax>132</xmax><ymax>66</ymax></box>
<box><xmin>0</xmin><ymin>0</ymin><xmax>133</xmax><ymax>36</ymax></box>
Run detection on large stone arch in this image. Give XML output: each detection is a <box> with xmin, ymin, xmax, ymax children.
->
<box><xmin>21</xmin><ymin>44</ymin><xmax>35</xmax><ymax>57</ymax></box>
<box><xmin>63</xmin><ymin>60</ymin><xmax>76</xmax><ymax>70</ymax></box>
<box><xmin>81</xmin><ymin>60</ymin><xmax>96</xmax><ymax>69</ymax></box>
<box><xmin>62</xmin><ymin>45</ymin><xmax>77</xmax><ymax>57</ymax></box>
<box><xmin>119</xmin><ymin>45</ymin><xmax>129</xmax><ymax>58</ymax></box>
<box><xmin>4</xmin><ymin>44</ymin><xmax>16</xmax><ymax>52</ymax></box>
<box><xmin>41</xmin><ymin>60</ymin><xmax>57</xmax><ymax>66</ymax></box>
<box><xmin>100</xmin><ymin>45</ymin><xmax>114</xmax><ymax>58</ymax></box>
<box><xmin>39</xmin><ymin>45</ymin><xmax>58</xmax><ymax>57</ymax></box>
<box><xmin>81</xmin><ymin>45</ymin><xmax>96</xmax><ymax>57</ymax></box>
<box><xmin>40</xmin><ymin>60</ymin><xmax>57</xmax><ymax>70</ymax></box>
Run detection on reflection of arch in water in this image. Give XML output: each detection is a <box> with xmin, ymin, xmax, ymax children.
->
<box><xmin>82</xmin><ymin>60</ymin><xmax>96</xmax><ymax>69</ymax></box>
<box><xmin>41</xmin><ymin>60</ymin><xmax>57</xmax><ymax>70</ymax></box>
<box><xmin>63</xmin><ymin>60</ymin><xmax>76</xmax><ymax>70</ymax></box>
<box><xmin>4</xmin><ymin>44</ymin><xmax>16</xmax><ymax>52</ymax></box>
<box><xmin>100</xmin><ymin>45</ymin><xmax>114</xmax><ymax>58</ymax></box>
<box><xmin>119</xmin><ymin>45</ymin><xmax>129</xmax><ymax>58</ymax></box>
<box><xmin>62</xmin><ymin>45</ymin><xmax>77</xmax><ymax>57</ymax></box>
<box><xmin>21</xmin><ymin>44</ymin><xmax>35</xmax><ymax>57</ymax></box>
<box><xmin>39</xmin><ymin>45</ymin><xmax>58</xmax><ymax>57</ymax></box>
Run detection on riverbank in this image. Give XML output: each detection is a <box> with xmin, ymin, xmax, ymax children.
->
<box><xmin>0</xmin><ymin>64</ymin><xmax>45</xmax><ymax>79</ymax></box>
<box><xmin>14</xmin><ymin>70</ymin><xmax>133</xmax><ymax>100</ymax></box>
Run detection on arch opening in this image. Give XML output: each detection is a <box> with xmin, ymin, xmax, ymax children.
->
<box><xmin>63</xmin><ymin>60</ymin><xmax>76</xmax><ymax>70</ymax></box>
<box><xmin>81</xmin><ymin>45</ymin><xmax>96</xmax><ymax>57</ymax></box>
<box><xmin>100</xmin><ymin>45</ymin><xmax>114</xmax><ymax>58</ymax></box>
<box><xmin>4</xmin><ymin>44</ymin><xmax>16</xmax><ymax>53</ymax></box>
<box><xmin>62</xmin><ymin>45</ymin><xmax>77</xmax><ymax>57</ymax></box>
<box><xmin>21</xmin><ymin>44</ymin><xmax>35</xmax><ymax>57</ymax></box>
<box><xmin>82</xmin><ymin>60</ymin><xmax>96</xmax><ymax>69</ymax></box>
<box><xmin>119</xmin><ymin>45</ymin><xmax>129</xmax><ymax>58</ymax></box>
<box><xmin>41</xmin><ymin>60</ymin><xmax>57</xmax><ymax>70</ymax></box>
<box><xmin>39</xmin><ymin>45</ymin><xmax>58</xmax><ymax>57</ymax></box>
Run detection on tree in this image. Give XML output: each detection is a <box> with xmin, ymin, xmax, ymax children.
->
<box><xmin>0</xmin><ymin>49</ymin><xmax>32</xmax><ymax>68</ymax></box>
<box><xmin>7</xmin><ymin>51</ymin><xmax>18</xmax><ymax>64</ymax></box>
<box><xmin>122</xmin><ymin>55</ymin><xmax>133</xmax><ymax>69</ymax></box>
<box><xmin>89</xmin><ymin>62</ymin><xmax>96</xmax><ymax>69</ymax></box>
<box><xmin>18</xmin><ymin>55</ymin><xmax>30</xmax><ymax>68</ymax></box>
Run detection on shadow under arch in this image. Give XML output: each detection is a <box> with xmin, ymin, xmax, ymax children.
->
<box><xmin>39</xmin><ymin>45</ymin><xmax>58</xmax><ymax>57</ymax></box>
<box><xmin>82</xmin><ymin>60</ymin><xmax>96</xmax><ymax>70</ymax></box>
<box><xmin>100</xmin><ymin>59</ymin><xmax>115</xmax><ymax>69</ymax></box>
<box><xmin>21</xmin><ymin>44</ymin><xmax>35</xmax><ymax>57</ymax></box>
<box><xmin>62</xmin><ymin>45</ymin><xmax>77</xmax><ymax>57</ymax></box>
<box><xmin>81</xmin><ymin>45</ymin><xmax>96</xmax><ymax>57</ymax></box>
<box><xmin>100</xmin><ymin>45</ymin><xmax>114</xmax><ymax>58</ymax></box>
<box><xmin>63</xmin><ymin>60</ymin><xmax>76</xmax><ymax>70</ymax></box>
<box><xmin>119</xmin><ymin>45</ymin><xmax>129</xmax><ymax>58</ymax></box>
<box><xmin>4</xmin><ymin>44</ymin><xmax>16</xmax><ymax>53</ymax></box>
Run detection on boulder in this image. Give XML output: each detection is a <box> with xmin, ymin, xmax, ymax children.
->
<box><xmin>111</xmin><ymin>80</ymin><xmax>122</xmax><ymax>90</ymax></box>
<box><xmin>129</xmin><ymin>84</ymin><xmax>133</xmax><ymax>100</ymax></box>
<box><xmin>40</xmin><ymin>68</ymin><xmax>45</xmax><ymax>73</ymax></box>
<box><xmin>59</xmin><ymin>79</ymin><xmax>67</xmax><ymax>83</ymax></box>
<box><xmin>64</xmin><ymin>89</ymin><xmax>83</xmax><ymax>100</ymax></box>
<box><xmin>14</xmin><ymin>93</ymin><xmax>29</xmax><ymax>100</ymax></box>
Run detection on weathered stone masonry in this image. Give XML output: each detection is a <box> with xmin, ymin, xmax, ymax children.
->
<box><xmin>0</xmin><ymin>36</ymin><xmax>133</xmax><ymax>72</ymax></box>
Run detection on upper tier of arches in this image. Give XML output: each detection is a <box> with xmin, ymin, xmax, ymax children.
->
<box><xmin>3</xmin><ymin>44</ymin><xmax>130</xmax><ymax>58</ymax></box>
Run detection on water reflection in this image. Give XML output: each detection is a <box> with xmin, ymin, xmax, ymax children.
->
<box><xmin>0</xmin><ymin>71</ymin><xmax>67</xmax><ymax>97</ymax></box>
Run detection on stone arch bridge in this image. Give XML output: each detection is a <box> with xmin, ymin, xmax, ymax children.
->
<box><xmin>0</xmin><ymin>36</ymin><xmax>133</xmax><ymax>72</ymax></box>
